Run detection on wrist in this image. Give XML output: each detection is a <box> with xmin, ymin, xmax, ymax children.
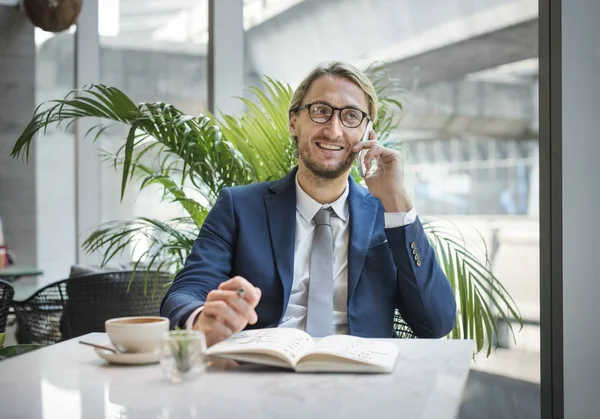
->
<box><xmin>192</xmin><ymin>311</ymin><xmax>205</xmax><ymax>330</ymax></box>
<box><xmin>380</xmin><ymin>193</ymin><xmax>412</xmax><ymax>213</ymax></box>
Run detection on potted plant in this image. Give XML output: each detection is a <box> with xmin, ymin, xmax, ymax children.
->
<box><xmin>160</xmin><ymin>328</ymin><xmax>207</xmax><ymax>382</ymax></box>
<box><xmin>0</xmin><ymin>332</ymin><xmax>43</xmax><ymax>361</ymax></box>
<box><xmin>11</xmin><ymin>67</ymin><xmax>521</xmax><ymax>356</ymax></box>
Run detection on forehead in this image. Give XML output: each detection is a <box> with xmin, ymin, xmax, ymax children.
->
<box><xmin>303</xmin><ymin>75</ymin><xmax>368</xmax><ymax>110</ymax></box>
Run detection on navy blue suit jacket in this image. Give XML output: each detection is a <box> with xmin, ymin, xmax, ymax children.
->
<box><xmin>160</xmin><ymin>168</ymin><xmax>456</xmax><ymax>338</ymax></box>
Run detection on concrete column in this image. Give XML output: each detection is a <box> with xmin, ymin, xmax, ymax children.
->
<box><xmin>560</xmin><ymin>1</ymin><xmax>600</xmax><ymax>417</ymax></box>
<box><xmin>0</xmin><ymin>6</ymin><xmax>36</xmax><ymax>278</ymax></box>
<box><xmin>540</xmin><ymin>0</ymin><xmax>600</xmax><ymax>418</ymax></box>
<box><xmin>74</xmin><ymin>0</ymin><xmax>102</xmax><ymax>265</ymax></box>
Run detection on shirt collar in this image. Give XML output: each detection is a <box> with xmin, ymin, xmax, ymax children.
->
<box><xmin>295</xmin><ymin>173</ymin><xmax>349</xmax><ymax>223</ymax></box>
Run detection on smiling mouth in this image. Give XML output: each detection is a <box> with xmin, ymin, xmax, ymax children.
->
<box><xmin>316</xmin><ymin>142</ymin><xmax>343</xmax><ymax>151</ymax></box>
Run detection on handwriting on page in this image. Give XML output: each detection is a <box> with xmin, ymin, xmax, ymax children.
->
<box><xmin>314</xmin><ymin>336</ymin><xmax>398</xmax><ymax>365</ymax></box>
<box><xmin>219</xmin><ymin>329</ymin><xmax>313</xmax><ymax>361</ymax></box>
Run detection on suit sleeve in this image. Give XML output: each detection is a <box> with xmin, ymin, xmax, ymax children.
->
<box><xmin>385</xmin><ymin>216</ymin><xmax>457</xmax><ymax>338</ymax></box>
<box><xmin>160</xmin><ymin>188</ymin><xmax>237</xmax><ymax>328</ymax></box>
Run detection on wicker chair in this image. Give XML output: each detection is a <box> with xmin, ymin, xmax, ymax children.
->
<box><xmin>12</xmin><ymin>279</ymin><xmax>68</xmax><ymax>344</ymax></box>
<box><xmin>393</xmin><ymin>309</ymin><xmax>417</xmax><ymax>339</ymax></box>
<box><xmin>0</xmin><ymin>280</ymin><xmax>15</xmax><ymax>334</ymax></box>
<box><xmin>60</xmin><ymin>270</ymin><xmax>172</xmax><ymax>340</ymax></box>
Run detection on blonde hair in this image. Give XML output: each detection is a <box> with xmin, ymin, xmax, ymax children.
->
<box><xmin>289</xmin><ymin>61</ymin><xmax>378</xmax><ymax>123</ymax></box>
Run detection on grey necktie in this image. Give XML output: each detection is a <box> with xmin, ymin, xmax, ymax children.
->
<box><xmin>306</xmin><ymin>207</ymin><xmax>334</xmax><ymax>337</ymax></box>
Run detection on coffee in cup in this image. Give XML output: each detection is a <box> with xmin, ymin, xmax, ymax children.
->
<box><xmin>105</xmin><ymin>316</ymin><xmax>169</xmax><ymax>353</ymax></box>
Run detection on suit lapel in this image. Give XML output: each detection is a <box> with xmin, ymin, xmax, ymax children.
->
<box><xmin>264</xmin><ymin>169</ymin><xmax>297</xmax><ymax>319</ymax></box>
<box><xmin>347</xmin><ymin>179</ymin><xmax>378</xmax><ymax>303</ymax></box>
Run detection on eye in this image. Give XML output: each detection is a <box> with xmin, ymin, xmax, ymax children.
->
<box><xmin>343</xmin><ymin>109</ymin><xmax>361</xmax><ymax>121</ymax></box>
<box><xmin>311</xmin><ymin>104</ymin><xmax>332</xmax><ymax>116</ymax></box>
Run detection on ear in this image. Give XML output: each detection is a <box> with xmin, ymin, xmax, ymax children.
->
<box><xmin>289</xmin><ymin>114</ymin><xmax>298</xmax><ymax>137</ymax></box>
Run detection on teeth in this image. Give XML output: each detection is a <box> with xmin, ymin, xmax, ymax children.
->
<box><xmin>318</xmin><ymin>143</ymin><xmax>342</xmax><ymax>150</ymax></box>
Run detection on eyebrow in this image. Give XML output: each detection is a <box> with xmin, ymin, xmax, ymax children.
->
<box><xmin>309</xmin><ymin>100</ymin><xmax>365</xmax><ymax>112</ymax></box>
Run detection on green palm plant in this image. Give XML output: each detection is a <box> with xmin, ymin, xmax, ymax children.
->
<box><xmin>11</xmin><ymin>71</ymin><xmax>521</xmax><ymax>356</ymax></box>
<box><xmin>0</xmin><ymin>332</ymin><xmax>44</xmax><ymax>361</ymax></box>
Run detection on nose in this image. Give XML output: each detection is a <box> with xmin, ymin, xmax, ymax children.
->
<box><xmin>323</xmin><ymin>112</ymin><xmax>344</xmax><ymax>139</ymax></box>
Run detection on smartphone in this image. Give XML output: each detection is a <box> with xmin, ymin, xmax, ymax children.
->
<box><xmin>358</xmin><ymin>121</ymin><xmax>372</xmax><ymax>178</ymax></box>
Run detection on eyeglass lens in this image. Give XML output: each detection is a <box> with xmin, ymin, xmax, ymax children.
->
<box><xmin>308</xmin><ymin>103</ymin><xmax>364</xmax><ymax>128</ymax></box>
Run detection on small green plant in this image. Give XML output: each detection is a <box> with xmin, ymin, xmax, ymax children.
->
<box><xmin>0</xmin><ymin>331</ymin><xmax>45</xmax><ymax>361</ymax></box>
<box><xmin>167</xmin><ymin>329</ymin><xmax>196</xmax><ymax>372</ymax></box>
<box><xmin>0</xmin><ymin>344</ymin><xmax>44</xmax><ymax>361</ymax></box>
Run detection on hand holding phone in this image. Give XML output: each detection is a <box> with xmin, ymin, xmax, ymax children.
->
<box><xmin>358</xmin><ymin>121</ymin><xmax>372</xmax><ymax>178</ymax></box>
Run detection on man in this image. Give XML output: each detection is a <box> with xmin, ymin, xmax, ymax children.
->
<box><xmin>160</xmin><ymin>61</ymin><xmax>456</xmax><ymax>347</ymax></box>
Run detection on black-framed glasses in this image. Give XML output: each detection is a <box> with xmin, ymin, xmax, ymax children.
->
<box><xmin>292</xmin><ymin>102</ymin><xmax>369</xmax><ymax>128</ymax></box>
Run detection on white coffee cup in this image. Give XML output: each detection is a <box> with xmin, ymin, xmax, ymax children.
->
<box><xmin>105</xmin><ymin>316</ymin><xmax>169</xmax><ymax>353</ymax></box>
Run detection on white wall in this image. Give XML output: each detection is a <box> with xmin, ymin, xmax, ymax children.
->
<box><xmin>561</xmin><ymin>0</ymin><xmax>600</xmax><ymax>417</ymax></box>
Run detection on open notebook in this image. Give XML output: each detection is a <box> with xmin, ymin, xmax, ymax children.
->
<box><xmin>205</xmin><ymin>328</ymin><xmax>400</xmax><ymax>373</ymax></box>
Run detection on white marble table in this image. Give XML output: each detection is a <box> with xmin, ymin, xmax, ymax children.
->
<box><xmin>0</xmin><ymin>333</ymin><xmax>473</xmax><ymax>419</ymax></box>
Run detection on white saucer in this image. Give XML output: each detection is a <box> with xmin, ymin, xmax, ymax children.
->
<box><xmin>94</xmin><ymin>345</ymin><xmax>161</xmax><ymax>365</ymax></box>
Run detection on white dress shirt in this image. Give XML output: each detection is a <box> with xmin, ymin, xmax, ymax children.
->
<box><xmin>278</xmin><ymin>174</ymin><xmax>416</xmax><ymax>334</ymax></box>
<box><xmin>186</xmin><ymin>175</ymin><xmax>417</xmax><ymax>331</ymax></box>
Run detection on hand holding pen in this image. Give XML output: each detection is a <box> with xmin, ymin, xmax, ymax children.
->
<box><xmin>193</xmin><ymin>276</ymin><xmax>261</xmax><ymax>347</ymax></box>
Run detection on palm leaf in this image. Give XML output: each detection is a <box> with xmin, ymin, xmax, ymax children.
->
<box><xmin>214</xmin><ymin>78</ymin><xmax>297</xmax><ymax>181</ymax></box>
<box><xmin>423</xmin><ymin>218</ymin><xmax>522</xmax><ymax>354</ymax></box>
<box><xmin>82</xmin><ymin>217</ymin><xmax>198</xmax><ymax>275</ymax></box>
<box><xmin>365</xmin><ymin>63</ymin><xmax>404</xmax><ymax>146</ymax></box>
<box><xmin>0</xmin><ymin>344</ymin><xmax>44</xmax><ymax>361</ymax></box>
<box><xmin>12</xmin><ymin>85</ymin><xmax>255</xmax><ymax>203</ymax></box>
<box><xmin>99</xmin><ymin>150</ymin><xmax>210</xmax><ymax>228</ymax></box>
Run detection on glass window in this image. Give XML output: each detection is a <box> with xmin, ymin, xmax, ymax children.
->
<box><xmin>98</xmin><ymin>0</ymin><xmax>209</xmax><ymax>263</ymax></box>
<box><xmin>244</xmin><ymin>1</ymin><xmax>540</xmax><ymax>416</ymax></box>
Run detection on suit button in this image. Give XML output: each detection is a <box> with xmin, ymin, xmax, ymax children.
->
<box><xmin>410</xmin><ymin>241</ymin><xmax>417</xmax><ymax>250</ymax></box>
<box><xmin>416</xmin><ymin>260</ymin><xmax>422</xmax><ymax>267</ymax></box>
<box><xmin>412</xmin><ymin>249</ymin><xmax>418</xmax><ymax>255</ymax></box>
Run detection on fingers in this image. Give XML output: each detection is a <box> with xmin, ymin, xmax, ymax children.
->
<box><xmin>352</xmin><ymin>139</ymin><xmax>378</xmax><ymax>152</ymax></box>
<box><xmin>195</xmin><ymin>276</ymin><xmax>263</xmax><ymax>347</ymax></box>
<box><xmin>353</xmin><ymin>141</ymin><xmax>377</xmax><ymax>173</ymax></box>
<box><xmin>362</xmin><ymin>144</ymin><xmax>386</xmax><ymax>172</ymax></box>
<box><xmin>206</xmin><ymin>289</ymin><xmax>258</xmax><ymax>324</ymax></box>
<box><xmin>218</xmin><ymin>276</ymin><xmax>261</xmax><ymax>306</ymax></box>
<box><xmin>195</xmin><ymin>311</ymin><xmax>234</xmax><ymax>345</ymax></box>
<box><xmin>203</xmin><ymin>300</ymin><xmax>248</xmax><ymax>331</ymax></box>
<box><xmin>354</xmin><ymin>141</ymin><xmax>402</xmax><ymax>173</ymax></box>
